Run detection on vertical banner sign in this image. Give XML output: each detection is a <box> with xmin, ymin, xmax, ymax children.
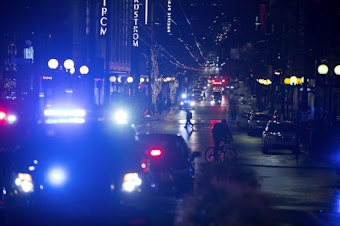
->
<box><xmin>100</xmin><ymin>0</ymin><xmax>108</xmax><ymax>36</ymax></box>
<box><xmin>133</xmin><ymin>0</ymin><xmax>140</xmax><ymax>47</ymax></box>
<box><xmin>259</xmin><ymin>3</ymin><xmax>266</xmax><ymax>30</ymax></box>
<box><xmin>167</xmin><ymin>0</ymin><xmax>171</xmax><ymax>33</ymax></box>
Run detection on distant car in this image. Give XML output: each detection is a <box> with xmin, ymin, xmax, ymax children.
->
<box><xmin>247</xmin><ymin>112</ymin><xmax>272</xmax><ymax>136</ymax></box>
<box><xmin>225</xmin><ymin>81</ymin><xmax>239</xmax><ymax>91</ymax></box>
<box><xmin>0</xmin><ymin>99</ymin><xmax>34</xmax><ymax>152</ymax></box>
<box><xmin>211</xmin><ymin>91</ymin><xmax>222</xmax><ymax>104</ymax></box>
<box><xmin>180</xmin><ymin>94</ymin><xmax>195</xmax><ymax>110</ymax></box>
<box><xmin>236</xmin><ymin>110</ymin><xmax>252</xmax><ymax>131</ymax></box>
<box><xmin>191</xmin><ymin>89</ymin><xmax>204</xmax><ymax>101</ymax></box>
<box><xmin>262</xmin><ymin>120</ymin><xmax>299</xmax><ymax>154</ymax></box>
<box><xmin>136</xmin><ymin>133</ymin><xmax>201</xmax><ymax>197</ymax></box>
<box><xmin>1</xmin><ymin>122</ymin><xmax>160</xmax><ymax>222</ymax></box>
<box><xmin>212</xmin><ymin>85</ymin><xmax>225</xmax><ymax>94</ymax></box>
<box><xmin>229</xmin><ymin>92</ymin><xmax>246</xmax><ymax>102</ymax></box>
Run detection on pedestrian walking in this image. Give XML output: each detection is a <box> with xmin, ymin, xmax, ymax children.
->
<box><xmin>184</xmin><ymin>110</ymin><xmax>194</xmax><ymax>129</ymax></box>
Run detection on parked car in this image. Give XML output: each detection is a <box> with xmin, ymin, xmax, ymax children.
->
<box><xmin>247</xmin><ymin>112</ymin><xmax>272</xmax><ymax>136</ymax></box>
<box><xmin>236</xmin><ymin>110</ymin><xmax>252</xmax><ymax>131</ymax></box>
<box><xmin>225</xmin><ymin>81</ymin><xmax>239</xmax><ymax>91</ymax></box>
<box><xmin>262</xmin><ymin>120</ymin><xmax>299</xmax><ymax>154</ymax></box>
<box><xmin>136</xmin><ymin>133</ymin><xmax>201</xmax><ymax>197</ymax></box>
<box><xmin>229</xmin><ymin>92</ymin><xmax>246</xmax><ymax>103</ymax></box>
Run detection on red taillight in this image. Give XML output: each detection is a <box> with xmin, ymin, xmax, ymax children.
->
<box><xmin>149</xmin><ymin>149</ymin><xmax>162</xmax><ymax>157</ymax></box>
<box><xmin>0</xmin><ymin>111</ymin><xmax>6</xmax><ymax>120</ymax></box>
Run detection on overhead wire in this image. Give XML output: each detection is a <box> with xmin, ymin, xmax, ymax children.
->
<box><xmin>147</xmin><ymin>0</ymin><xmax>204</xmax><ymax>70</ymax></box>
<box><xmin>176</xmin><ymin>0</ymin><xmax>206</xmax><ymax>64</ymax></box>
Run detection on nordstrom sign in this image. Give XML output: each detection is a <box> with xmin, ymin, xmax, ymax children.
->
<box><xmin>99</xmin><ymin>0</ymin><xmax>108</xmax><ymax>36</ymax></box>
<box><xmin>132</xmin><ymin>0</ymin><xmax>140</xmax><ymax>47</ymax></box>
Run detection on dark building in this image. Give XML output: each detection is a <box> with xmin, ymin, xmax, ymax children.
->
<box><xmin>253</xmin><ymin>0</ymin><xmax>340</xmax><ymax>120</ymax></box>
<box><xmin>0</xmin><ymin>0</ymin><xmax>141</xmax><ymax>112</ymax></box>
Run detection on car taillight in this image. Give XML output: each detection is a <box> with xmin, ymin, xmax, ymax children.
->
<box><xmin>149</xmin><ymin>149</ymin><xmax>162</xmax><ymax>157</ymax></box>
<box><xmin>0</xmin><ymin>111</ymin><xmax>6</xmax><ymax>120</ymax></box>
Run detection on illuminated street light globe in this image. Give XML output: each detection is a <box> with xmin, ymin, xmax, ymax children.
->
<box><xmin>127</xmin><ymin>76</ymin><xmax>133</xmax><ymax>83</ymax></box>
<box><xmin>79</xmin><ymin>65</ymin><xmax>89</xmax><ymax>75</ymax></box>
<box><xmin>290</xmin><ymin>76</ymin><xmax>297</xmax><ymax>85</ymax></box>
<box><xmin>63</xmin><ymin>59</ymin><xmax>74</xmax><ymax>70</ymax></box>
<box><xmin>284</xmin><ymin>78</ymin><xmax>290</xmax><ymax>85</ymax></box>
<box><xmin>48</xmin><ymin>58</ymin><xmax>59</xmax><ymax>69</ymax></box>
<box><xmin>109</xmin><ymin>76</ymin><xmax>116</xmax><ymax>82</ymax></box>
<box><xmin>334</xmin><ymin>65</ymin><xmax>340</xmax><ymax>76</ymax></box>
<box><xmin>69</xmin><ymin>67</ymin><xmax>75</xmax><ymax>74</ymax></box>
<box><xmin>317</xmin><ymin>64</ymin><xmax>329</xmax><ymax>75</ymax></box>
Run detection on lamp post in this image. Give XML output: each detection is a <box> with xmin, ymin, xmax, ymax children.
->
<box><xmin>283</xmin><ymin>75</ymin><xmax>304</xmax><ymax>120</ymax></box>
<box><xmin>256</xmin><ymin>78</ymin><xmax>272</xmax><ymax>110</ymax></box>
<box><xmin>45</xmin><ymin>58</ymin><xmax>89</xmax><ymax>108</ymax></box>
<box><xmin>317</xmin><ymin>63</ymin><xmax>340</xmax><ymax>127</ymax></box>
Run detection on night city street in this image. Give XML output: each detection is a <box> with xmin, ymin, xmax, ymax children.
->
<box><xmin>1</xmin><ymin>0</ymin><xmax>340</xmax><ymax>226</ymax></box>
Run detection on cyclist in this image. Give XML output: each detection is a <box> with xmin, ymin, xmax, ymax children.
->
<box><xmin>212</xmin><ymin>119</ymin><xmax>234</xmax><ymax>161</ymax></box>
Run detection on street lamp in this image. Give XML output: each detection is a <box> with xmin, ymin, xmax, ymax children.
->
<box><xmin>45</xmin><ymin>57</ymin><xmax>90</xmax><ymax>103</ymax></box>
<box><xmin>108</xmin><ymin>75</ymin><xmax>134</xmax><ymax>97</ymax></box>
<box><xmin>63</xmin><ymin>59</ymin><xmax>74</xmax><ymax>72</ymax></box>
<box><xmin>47</xmin><ymin>58</ymin><xmax>59</xmax><ymax>69</ymax></box>
<box><xmin>283</xmin><ymin>75</ymin><xmax>304</xmax><ymax>120</ymax></box>
<box><xmin>317</xmin><ymin>62</ymin><xmax>340</xmax><ymax>127</ymax></box>
<box><xmin>47</xmin><ymin>58</ymin><xmax>89</xmax><ymax>76</ymax></box>
<box><xmin>256</xmin><ymin>78</ymin><xmax>272</xmax><ymax>110</ymax></box>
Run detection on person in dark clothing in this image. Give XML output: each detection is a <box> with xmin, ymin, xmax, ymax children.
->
<box><xmin>184</xmin><ymin>110</ymin><xmax>194</xmax><ymax>129</ymax></box>
<box><xmin>212</xmin><ymin>119</ymin><xmax>234</xmax><ymax>161</ymax></box>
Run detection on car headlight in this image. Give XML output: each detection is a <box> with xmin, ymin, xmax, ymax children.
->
<box><xmin>113</xmin><ymin>109</ymin><xmax>129</xmax><ymax>124</ymax></box>
<box><xmin>47</xmin><ymin>167</ymin><xmax>67</xmax><ymax>186</ymax></box>
<box><xmin>14</xmin><ymin>173</ymin><xmax>34</xmax><ymax>193</ymax></box>
<box><xmin>121</xmin><ymin>172</ymin><xmax>142</xmax><ymax>192</ymax></box>
<box><xmin>0</xmin><ymin>111</ymin><xmax>17</xmax><ymax>124</ymax></box>
<box><xmin>7</xmin><ymin>114</ymin><xmax>17</xmax><ymax>124</ymax></box>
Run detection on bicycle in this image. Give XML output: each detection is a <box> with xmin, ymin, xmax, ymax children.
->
<box><xmin>205</xmin><ymin>140</ymin><xmax>237</xmax><ymax>163</ymax></box>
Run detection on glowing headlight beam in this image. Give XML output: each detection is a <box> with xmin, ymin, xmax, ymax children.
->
<box><xmin>113</xmin><ymin>110</ymin><xmax>129</xmax><ymax>124</ymax></box>
<box><xmin>47</xmin><ymin>167</ymin><xmax>67</xmax><ymax>186</ymax></box>
<box><xmin>122</xmin><ymin>173</ymin><xmax>142</xmax><ymax>192</ymax></box>
<box><xmin>15</xmin><ymin>173</ymin><xmax>34</xmax><ymax>193</ymax></box>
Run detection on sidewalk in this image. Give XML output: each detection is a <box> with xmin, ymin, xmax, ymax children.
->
<box><xmin>297</xmin><ymin>142</ymin><xmax>337</xmax><ymax>170</ymax></box>
<box><xmin>143</xmin><ymin>107</ymin><xmax>176</xmax><ymax>122</ymax></box>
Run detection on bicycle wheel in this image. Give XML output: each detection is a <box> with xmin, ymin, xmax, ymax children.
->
<box><xmin>224</xmin><ymin>147</ymin><xmax>237</xmax><ymax>162</ymax></box>
<box><xmin>205</xmin><ymin>147</ymin><xmax>215</xmax><ymax>162</ymax></box>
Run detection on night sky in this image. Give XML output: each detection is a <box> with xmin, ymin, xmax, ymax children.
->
<box><xmin>0</xmin><ymin>0</ymin><xmax>263</xmax><ymax>71</ymax></box>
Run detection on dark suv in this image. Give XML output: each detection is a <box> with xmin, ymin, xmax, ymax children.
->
<box><xmin>262</xmin><ymin>120</ymin><xmax>299</xmax><ymax>154</ymax></box>
<box><xmin>211</xmin><ymin>91</ymin><xmax>222</xmax><ymax>104</ymax></box>
<box><xmin>1</xmin><ymin>122</ymin><xmax>167</xmax><ymax>224</ymax></box>
<box><xmin>236</xmin><ymin>110</ymin><xmax>252</xmax><ymax>131</ymax></box>
<box><xmin>247</xmin><ymin>112</ymin><xmax>272</xmax><ymax>136</ymax></box>
<box><xmin>136</xmin><ymin>133</ymin><xmax>201</xmax><ymax>196</ymax></box>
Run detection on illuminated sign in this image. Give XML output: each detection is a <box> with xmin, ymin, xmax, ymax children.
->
<box><xmin>132</xmin><ymin>0</ymin><xmax>140</xmax><ymax>47</ymax></box>
<box><xmin>99</xmin><ymin>0</ymin><xmax>108</xmax><ymax>36</ymax></box>
<box><xmin>167</xmin><ymin>0</ymin><xmax>171</xmax><ymax>33</ymax></box>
